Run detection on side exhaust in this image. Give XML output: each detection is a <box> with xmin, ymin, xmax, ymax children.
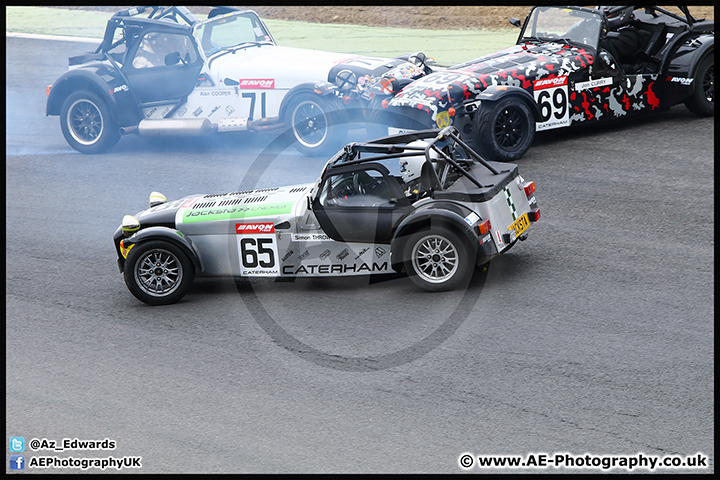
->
<box><xmin>120</xmin><ymin>116</ymin><xmax>287</xmax><ymax>137</ymax></box>
<box><xmin>120</xmin><ymin>118</ymin><xmax>215</xmax><ymax>136</ymax></box>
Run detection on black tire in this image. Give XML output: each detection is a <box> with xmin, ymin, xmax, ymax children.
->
<box><xmin>403</xmin><ymin>227</ymin><xmax>474</xmax><ymax>292</ymax></box>
<box><xmin>285</xmin><ymin>93</ymin><xmax>348</xmax><ymax>156</ymax></box>
<box><xmin>123</xmin><ymin>241</ymin><xmax>195</xmax><ymax>305</ymax></box>
<box><xmin>60</xmin><ymin>90</ymin><xmax>120</xmax><ymax>154</ymax></box>
<box><xmin>473</xmin><ymin>97</ymin><xmax>535</xmax><ymax>162</ymax></box>
<box><xmin>685</xmin><ymin>54</ymin><xmax>714</xmax><ymax>117</ymax></box>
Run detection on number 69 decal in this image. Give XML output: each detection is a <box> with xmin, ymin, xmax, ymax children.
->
<box><xmin>533</xmin><ymin>76</ymin><xmax>570</xmax><ymax>131</ymax></box>
<box><xmin>236</xmin><ymin>223</ymin><xmax>280</xmax><ymax>276</ymax></box>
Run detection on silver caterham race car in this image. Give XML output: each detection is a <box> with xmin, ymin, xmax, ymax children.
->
<box><xmin>113</xmin><ymin>128</ymin><xmax>540</xmax><ymax>305</ymax></box>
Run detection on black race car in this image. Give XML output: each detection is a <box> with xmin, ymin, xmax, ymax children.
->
<box><xmin>45</xmin><ymin>6</ymin><xmax>433</xmax><ymax>155</ymax></box>
<box><xmin>369</xmin><ymin>4</ymin><xmax>714</xmax><ymax>161</ymax></box>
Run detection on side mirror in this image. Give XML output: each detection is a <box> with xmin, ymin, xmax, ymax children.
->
<box><xmin>509</xmin><ymin>17</ymin><xmax>522</xmax><ymax>28</ymax></box>
<box><xmin>409</xmin><ymin>51</ymin><xmax>436</xmax><ymax>73</ymax></box>
<box><xmin>164</xmin><ymin>51</ymin><xmax>181</xmax><ymax>66</ymax></box>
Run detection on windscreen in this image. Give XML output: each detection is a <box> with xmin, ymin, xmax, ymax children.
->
<box><xmin>194</xmin><ymin>12</ymin><xmax>274</xmax><ymax>57</ymax></box>
<box><xmin>520</xmin><ymin>6</ymin><xmax>603</xmax><ymax>49</ymax></box>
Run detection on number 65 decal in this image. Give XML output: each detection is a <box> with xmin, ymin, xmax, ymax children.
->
<box><xmin>533</xmin><ymin>76</ymin><xmax>570</xmax><ymax>131</ymax></box>
<box><xmin>236</xmin><ymin>223</ymin><xmax>279</xmax><ymax>276</ymax></box>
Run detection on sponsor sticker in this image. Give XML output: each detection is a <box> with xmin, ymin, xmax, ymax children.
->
<box><xmin>236</xmin><ymin>223</ymin><xmax>275</xmax><ymax>234</ymax></box>
<box><xmin>238</xmin><ymin>79</ymin><xmax>275</xmax><ymax>89</ymax></box>
<box><xmin>533</xmin><ymin>76</ymin><xmax>568</xmax><ymax>90</ymax></box>
<box><xmin>182</xmin><ymin>202</ymin><xmax>293</xmax><ymax>223</ymax></box>
<box><xmin>464</xmin><ymin>212</ymin><xmax>480</xmax><ymax>226</ymax></box>
<box><xmin>666</xmin><ymin>76</ymin><xmax>693</xmax><ymax>86</ymax></box>
<box><xmin>436</xmin><ymin>110</ymin><xmax>451</xmax><ymax>128</ymax></box>
<box><xmin>110</xmin><ymin>84</ymin><xmax>129</xmax><ymax>94</ymax></box>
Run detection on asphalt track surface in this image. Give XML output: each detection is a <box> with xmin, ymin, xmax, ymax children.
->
<box><xmin>6</xmin><ymin>36</ymin><xmax>714</xmax><ymax>473</ymax></box>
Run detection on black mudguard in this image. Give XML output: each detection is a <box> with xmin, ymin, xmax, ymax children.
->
<box><xmin>115</xmin><ymin>226</ymin><xmax>203</xmax><ymax>273</ymax></box>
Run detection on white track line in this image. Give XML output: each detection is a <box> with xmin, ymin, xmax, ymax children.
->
<box><xmin>6</xmin><ymin>31</ymin><xmax>101</xmax><ymax>43</ymax></box>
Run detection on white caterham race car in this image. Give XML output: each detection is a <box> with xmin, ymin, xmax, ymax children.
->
<box><xmin>113</xmin><ymin>127</ymin><xmax>541</xmax><ymax>305</ymax></box>
<box><xmin>46</xmin><ymin>6</ymin><xmax>434</xmax><ymax>155</ymax></box>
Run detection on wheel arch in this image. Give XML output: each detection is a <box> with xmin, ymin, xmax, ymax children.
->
<box><xmin>688</xmin><ymin>45</ymin><xmax>714</xmax><ymax>80</ymax></box>
<box><xmin>662</xmin><ymin>32</ymin><xmax>714</xmax><ymax>78</ymax></box>
<box><xmin>471</xmin><ymin>85</ymin><xmax>542</xmax><ymax>122</ymax></box>
<box><xmin>46</xmin><ymin>71</ymin><xmax>123</xmax><ymax>122</ymax></box>
<box><xmin>278</xmin><ymin>82</ymin><xmax>344</xmax><ymax>120</ymax></box>
<box><xmin>118</xmin><ymin>226</ymin><xmax>203</xmax><ymax>273</ymax></box>
<box><xmin>390</xmin><ymin>208</ymin><xmax>478</xmax><ymax>272</ymax></box>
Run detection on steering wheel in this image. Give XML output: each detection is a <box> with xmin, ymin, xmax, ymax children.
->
<box><xmin>352</xmin><ymin>173</ymin><xmax>366</xmax><ymax>195</ymax></box>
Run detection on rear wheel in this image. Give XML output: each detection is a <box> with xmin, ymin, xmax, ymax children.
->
<box><xmin>404</xmin><ymin>228</ymin><xmax>474</xmax><ymax>291</ymax></box>
<box><xmin>60</xmin><ymin>90</ymin><xmax>120</xmax><ymax>154</ymax></box>
<box><xmin>685</xmin><ymin>55</ymin><xmax>714</xmax><ymax>117</ymax></box>
<box><xmin>123</xmin><ymin>241</ymin><xmax>195</xmax><ymax>305</ymax></box>
<box><xmin>473</xmin><ymin>97</ymin><xmax>534</xmax><ymax>161</ymax></box>
<box><xmin>286</xmin><ymin>93</ymin><xmax>348</xmax><ymax>156</ymax></box>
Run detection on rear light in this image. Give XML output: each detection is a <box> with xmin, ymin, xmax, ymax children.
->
<box><xmin>381</xmin><ymin>99</ymin><xmax>389</xmax><ymax>109</ymax></box>
<box><xmin>46</xmin><ymin>85</ymin><xmax>52</xmax><ymax>95</ymax></box>
<box><xmin>523</xmin><ymin>181</ymin><xmax>536</xmax><ymax>197</ymax></box>
<box><xmin>476</xmin><ymin>219</ymin><xmax>491</xmax><ymax>235</ymax></box>
<box><xmin>527</xmin><ymin>208</ymin><xmax>540</xmax><ymax>222</ymax></box>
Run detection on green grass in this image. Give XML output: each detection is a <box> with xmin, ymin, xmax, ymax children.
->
<box><xmin>5</xmin><ymin>6</ymin><xmax>518</xmax><ymax>66</ymax></box>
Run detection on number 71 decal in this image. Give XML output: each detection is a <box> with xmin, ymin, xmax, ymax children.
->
<box><xmin>533</xmin><ymin>76</ymin><xmax>570</xmax><ymax>131</ymax></box>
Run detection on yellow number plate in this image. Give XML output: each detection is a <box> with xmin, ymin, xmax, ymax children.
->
<box><xmin>508</xmin><ymin>212</ymin><xmax>530</xmax><ymax>237</ymax></box>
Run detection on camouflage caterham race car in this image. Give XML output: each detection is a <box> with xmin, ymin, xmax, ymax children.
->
<box><xmin>369</xmin><ymin>4</ymin><xmax>714</xmax><ymax>161</ymax></box>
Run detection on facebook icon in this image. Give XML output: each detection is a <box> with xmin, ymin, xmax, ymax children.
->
<box><xmin>10</xmin><ymin>455</ymin><xmax>25</xmax><ymax>470</ymax></box>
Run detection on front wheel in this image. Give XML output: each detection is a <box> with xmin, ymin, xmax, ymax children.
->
<box><xmin>123</xmin><ymin>241</ymin><xmax>195</xmax><ymax>305</ymax></box>
<box><xmin>404</xmin><ymin>228</ymin><xmax>474</xmax><ymax>292</ymax></box>
<box><xmin>473</xmin><ymin>97</ymin><xmax>535</xmax><ymax>161</ymax></box>
<box><xmin>285</xmin><ymin>93</ymin><xmax>348</xmax><ymax>156</ymax></box>
<box><xmin>60</xmin><ymin>90</ymin><xmax>120</xmax><ymax>154</ymax></box>
<box><xmin>685</xmin><ymin>55</ymin><xmax>714</xmax><ymax>117</ymax></box>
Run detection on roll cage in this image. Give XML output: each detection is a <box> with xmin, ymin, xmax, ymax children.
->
<box><xmin>602</xmin><ymin>3</ymin><xmax>710</xmax><ymax>28</ymax></box>
<box><xmin>516</xmin><ymin>3</ymin><xmax>713</xmax><ymax>75</ymax></box>
<box><xmin>326</xmin><ymin>127</ymin><xmax>505</xmax><ymax>192</ymax></box>
<box><xmin>67</xmin><ymin>6</ymin><xmax>198</xmax><ymax>67</ymax></box>
<box><xmin>96</xmin><ymin>6</ymin><xmax>198</xmax><ymax>54</ymax></box>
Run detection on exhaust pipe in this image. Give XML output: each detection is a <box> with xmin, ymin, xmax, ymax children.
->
<box><xmin>120</xmin><ymin>118</ymin><xmax>215</xmax><ymax>136</ymax></box>
<box><xmin>120</xmin><ymin>116</ymin><xmax>287</xmax><ymax>136</ymax></box>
